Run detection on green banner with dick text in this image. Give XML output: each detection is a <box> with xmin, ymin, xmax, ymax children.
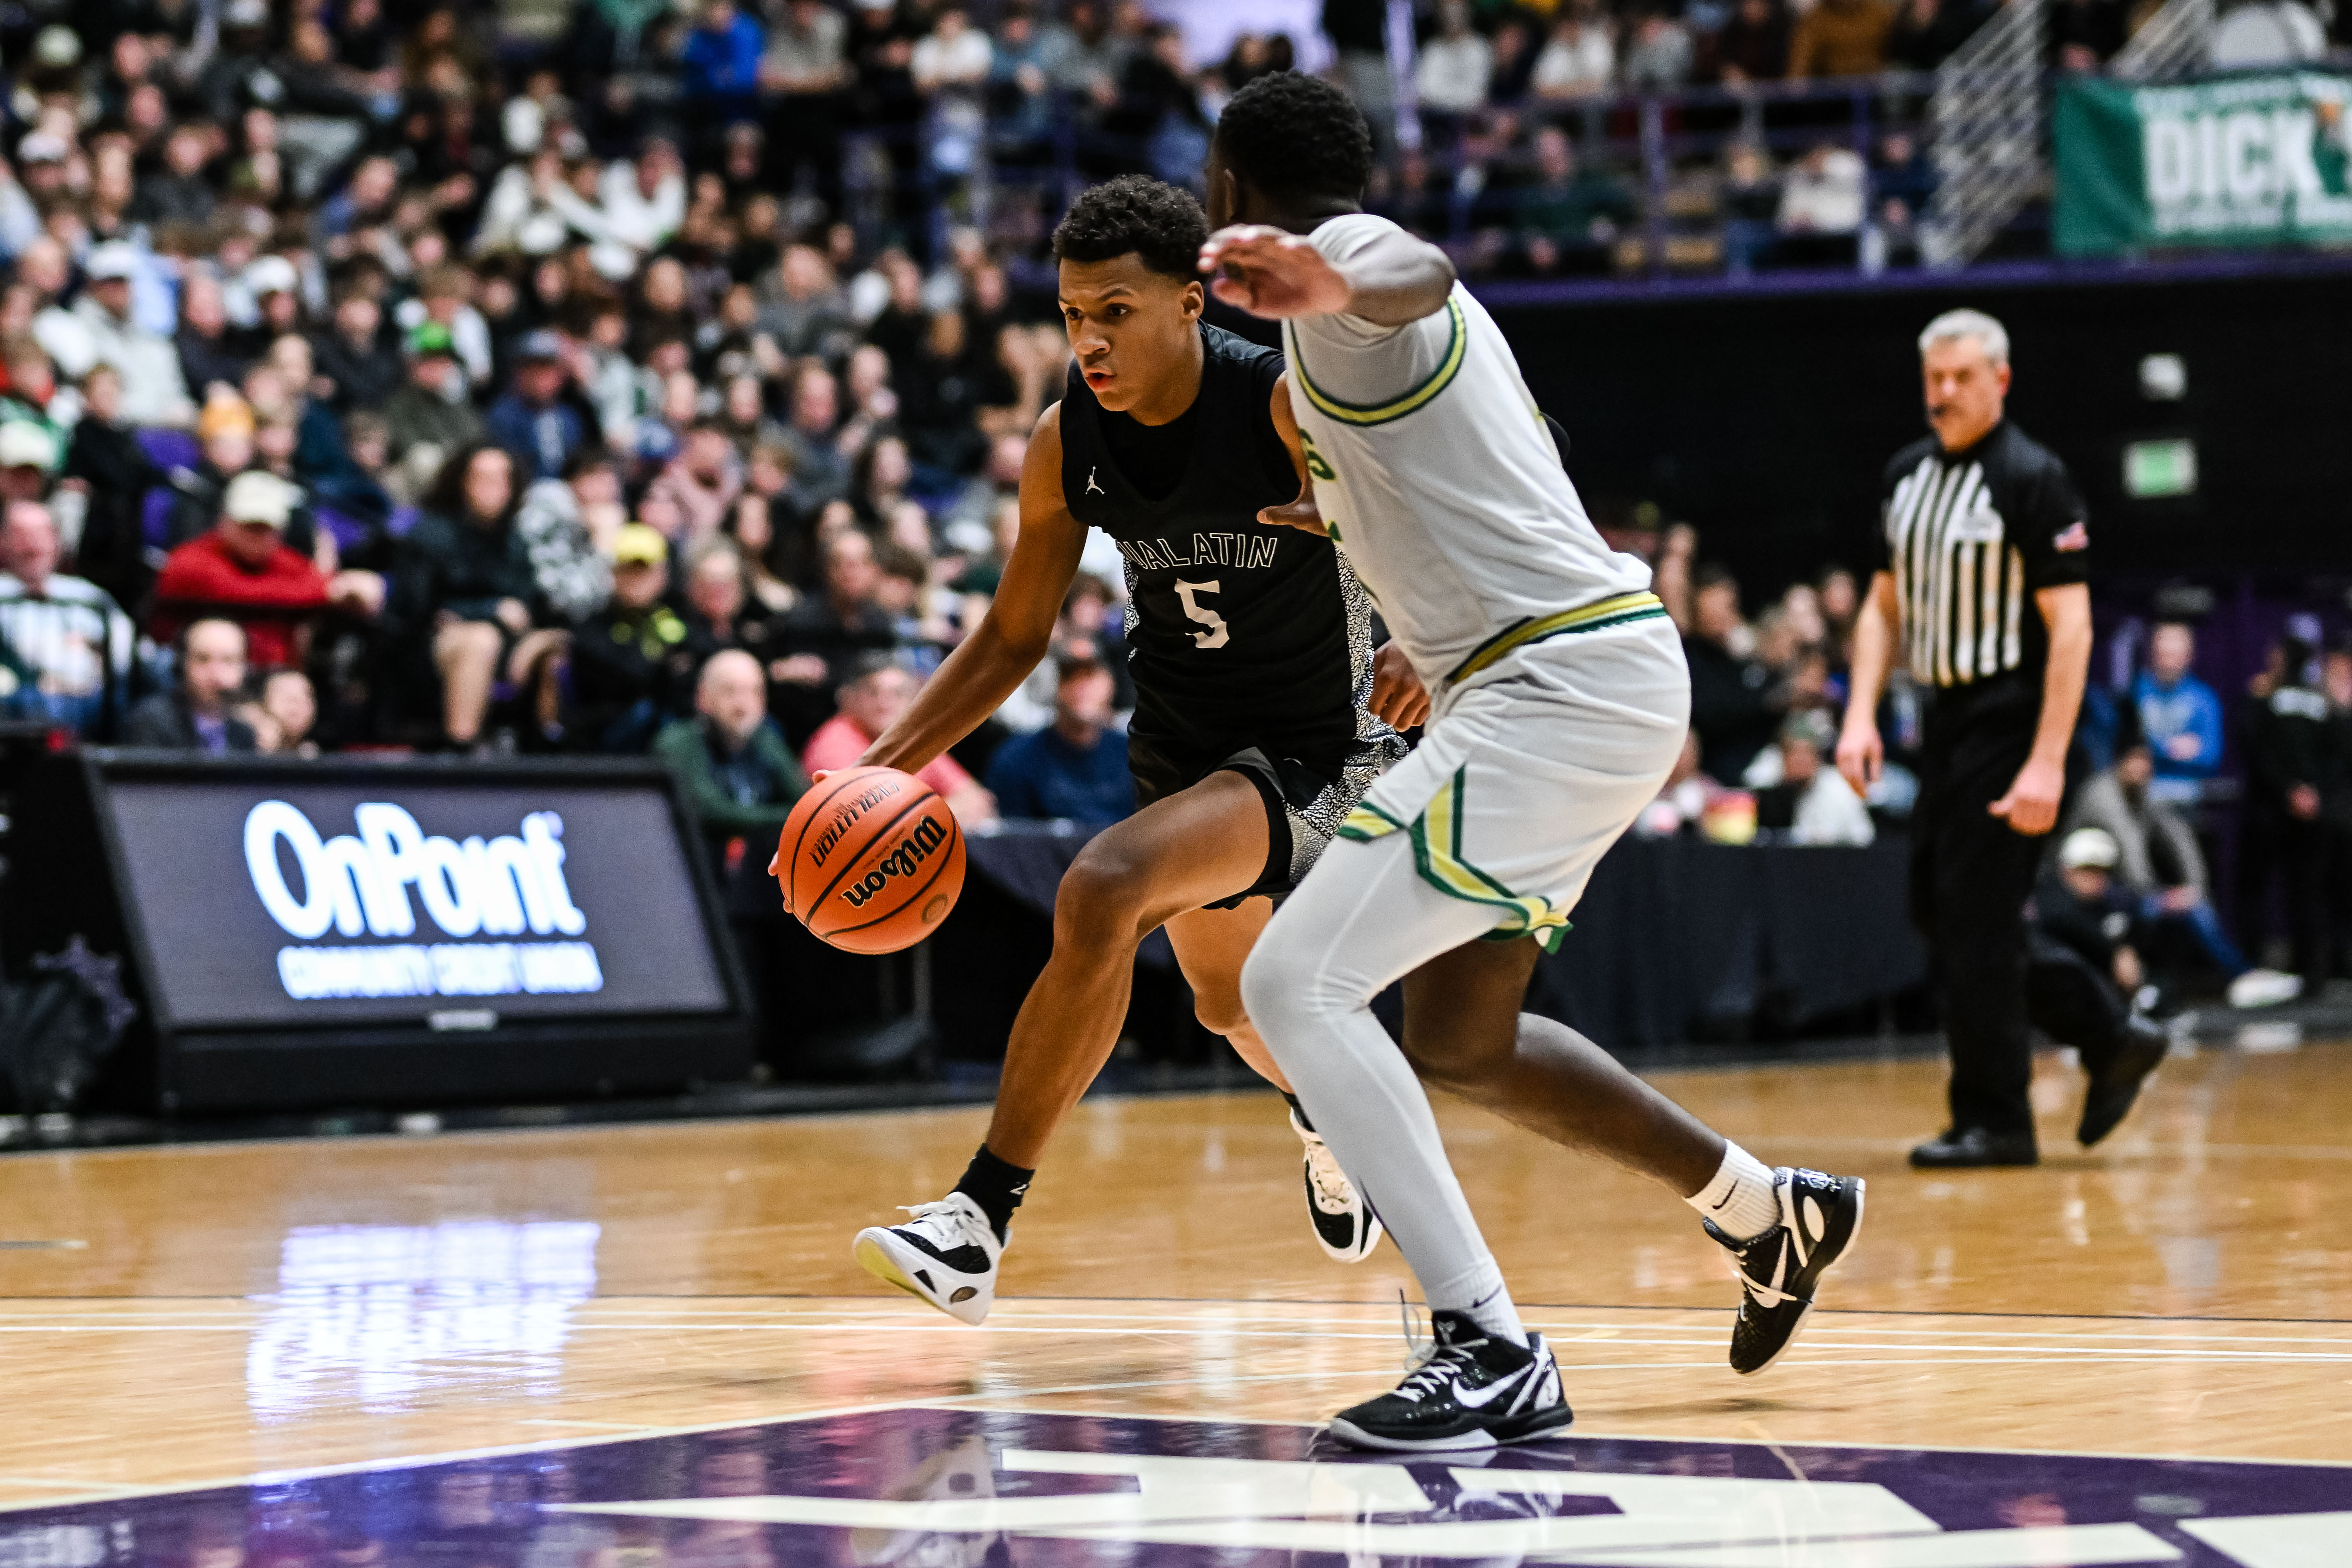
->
<box><xmin>2053</xmin><ymin>71</ymin><xmax>2352</xmax><ymax>256</ymax></box>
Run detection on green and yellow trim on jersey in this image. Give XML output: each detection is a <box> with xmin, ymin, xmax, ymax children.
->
<box><xmin>1336</xmin><ymin>769</ymin><xmax>1572</xmax><ymax>953</ymax></box>
<box><xmin>1287</xmin><ymin>295</ymin><xmax>1469</xmax><ymax>427</ymax></box>
<box><xmin>1444</xmin><ymin>591</ymin><xmax>1669</xmax><ymax>686</ymax></box>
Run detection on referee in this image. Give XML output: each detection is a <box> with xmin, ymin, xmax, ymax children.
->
<box><xmin>1838</xmin><ymin>310</ymin><xmax>2159</xmax><ymax>1168</ymax></box>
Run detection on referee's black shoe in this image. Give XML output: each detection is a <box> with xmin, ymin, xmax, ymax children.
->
<box><xmin>2079</xmin><ymin>1014</ymin><xmax>2171</xmax><ymax>1148</ymax></box>
<box><xmin>1909</xmin><ymin>1127</ymin><xmax>2039</xmax><ymax>1168</ymax></box>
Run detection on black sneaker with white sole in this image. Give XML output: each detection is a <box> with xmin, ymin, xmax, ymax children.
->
<box><xmin>852</xmin><ymin>1191</ymin><xmax>1002</xmax><ymax>1325</ymax></box>
<box><xmin>1294</xmin><ymin>1107</ymin><xmax>1383</xmax><ymax>1263</ymax></box>
<box><xmin>1326</xmin><ymin>1310</ymin><xmax>1573</xmax><ymax>1452</ymax></box>
<box><xmin>1703</xmin><ymin>1166</ymin><xmax>1865</xmax><ymax>1377</ymax></box>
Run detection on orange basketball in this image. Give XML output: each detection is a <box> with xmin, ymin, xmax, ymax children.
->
<box><xmin>777</xmin><ymin>765</ymin><xmax>966</xmax><ymax>954</ymax></box>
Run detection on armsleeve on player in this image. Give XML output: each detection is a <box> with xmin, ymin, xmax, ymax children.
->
<box><xmin>2015</xmin><ymin>448</ymin><xmax>2091</xmax><ymax>591</ymax></box>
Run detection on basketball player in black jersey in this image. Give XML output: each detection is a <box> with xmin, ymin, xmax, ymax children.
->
<box><xmin>842</xmin><ymin>177</ymin><xmax>1424</xmax><ymax>1323</ymax></box>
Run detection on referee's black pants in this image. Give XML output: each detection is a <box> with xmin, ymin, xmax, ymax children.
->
<box><xmin>1910</xmin><ymin>697</ymin><xmax>2049</xmax><ymax>1139</ymax></box>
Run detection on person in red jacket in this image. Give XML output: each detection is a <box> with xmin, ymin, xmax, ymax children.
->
<box><xmin>151</xmin><ymin>472</ymin><xmax>382</xmax><ymax>669</ymax></box>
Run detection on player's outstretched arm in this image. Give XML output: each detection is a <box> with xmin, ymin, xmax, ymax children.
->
<box><xmin>858</xmin><ymin>405</ymin><xmax>1087</xmax><ymax>774</ymax></box>
<box><xmin>1200</xmin><ymin>223</ymin><xmax>1455</xmax><ymax>326</ymax></box>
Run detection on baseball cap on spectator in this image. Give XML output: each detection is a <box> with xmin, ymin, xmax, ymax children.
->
<box><xmin>0</xmin><ymin>422</ymin><xmax>55</xmax><ymax>471</ymax></box>
<box><xmin>0</xmin><ymin>421</ymin><xmax>56</xmax><ymax>470</ymax></box>
<box><xmin>224</xmin><ymin>0</ymin><xmax>271</xmax><ymax>27</ymax></box>
<box><xmin>14</xmin><ymin>133</ymin><xmax>68</xmax><ymax>166</ymax></box>
<box><xmin>2059</xmin><ymin>827</ymin><xmax>2121</xmax><ymax>873</ymax></box>
<box><xmin>33</xmin><ymin>25</ymin><xmax>81</xmax><ymax>68</ymax></box>
<box><xmin>612</xmin><ymin>523</ymin><xmax>669</xmax><ymax>568</ymax></box>
<box><xmin>198</xmin><ymin>395</ymin><xmax>258</xmax><ymax>441</ymax></box>
<box><xmin>406</xmin><ymin>321</ymin><xmax>457</xmax><ymax>358</ymax></box>
<box><xmin>516</xmin><ymin>329</ymin><xmax>566</xmax><ymax>363</ymax></box>
<box><xmin>84</xmin><ymin>243</ymin><xmax>141</xmax><ymax>283</ymax></box>
<box><xmin>224</xmin><ymin>471</ymin><xmax>298</xmax><ymax>529</ymax></box>
<box><xmin>245</xmin><ymin>255</ymin><xmax>299</xmax><ymax>297</ymax></box>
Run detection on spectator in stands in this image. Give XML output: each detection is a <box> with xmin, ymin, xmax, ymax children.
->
<box><xmin>984</xmin><ymin>652</ymin><xmax>1133</xmax><ymax>828</ymax></box>
<box><xmin>779</xmin><ymin>364</ymin><xmax>853</xmax><ymax>514</ymax></box>
<box><xmin>60</xmin><ymin>365</ymin><xmax>160</xmax><ymax>612</ymax></box>
<box><xmin>1531</xmin><ymin>14</ymin><xmax>1619</xmax><ymax>102</ymax></box>
<box><xmin>2051</xmin><ymin>0</ymin><xmax>2131</xmax><ymax>69</ymax></box>
<box><xmin>123</xmin><ymin>618</ymin><xmax>257</xmax><ymax>753</ymax></box>
<box><xmin>248</xmin><ymin>668</ymin><xmax>321</xmax><ymax>756</ymax></box>
<box><xmin>1684</xmin><ymin>564</ymin><xmax>1782</xmax><ymax>782</ymax></box>
<box><xmin>175</xmin><ymin>273</ymin><xmax>252</xmax><ymax>399</ymax></box>
<box><xmin>1712</xmin><ymin>0</ymin><xmax>1794</xmax><ymax>82</ymax></box>
<box><xmin>2026</xmin><ymin>828</ymin><xmax>2169</xmax><ymax>1096</ymax></box>
<box><xmin>569</xmin><ymin>523</ymin><xmax>695</xmax><ymax>753</ymax></box>
<box><xmin>153</xmin><ymin>472</ymin><xmax>380</xmax><ymax>671</ymax></box>
<box><xmin>487</xmin><ymin>331</ymin><xmax>589</xmax><ymax>483</ymax></box>
<box><xmin>1720</xmin><ymin>141</ymin><xmax>1784</xmax><ymax>273</ymax></box>
<box><xmin>2237</xmin><ymin>631</ymin><xmax>2332</xmax><ymax>986</ymax></box>
<box><xmin>1754</xmin><ymin>709</ymin><xmax>1875</xmax><ymax>844</ymax></box>
<box><xmin>769</xmin><ymin>528</ymin><xmax>902</xmax><ymax>742</ymax></box>
<box><xmin>1779</xmin><ymin>143</ymin><xmax>1869</xmax><ymax>235</ymax></box>
<box><xmin>394</xmin><ymin>443</ymin><xmax>558</xmax><ymax>749</ymax></box>
<box><xmin>75</xmin><ymin>244</ymin><xmax>195</xmax><ymax>429</ymax></box>
<box><xmin>2068</xmin><ymin>731</ymin><xmax>2294</xmax><ymax>1003</ymax></box>
<box><xmin>655</xmin><ymin>647</ymin><xmax>812</xmax><ymax>867</ymax></box>
<box><xmin>761</xmin><ymin>0</ymin><xmax>849</xmax><ymax>214</ymax></box>
<box><xmin>1416</xmin><ymin>2</ymin><xmax>1493</xmax><ymax>139</ymax></box>
<box><xmin>804</xmin><ymin>653</ymin><xmax>997</xmax><ymax>826</ymax></box>
<box><xmin>0</xmin><ymin>499</ymin><xmax>134</xmax><ymax>737</ymax></box>
<box><xmin>1518</xmin><ymin>128</ymin><xmax>1639</xmax><ymax>271</ymax></box>
<box><xmin>514</xmin><ymin>454</ymin><xmax>620</xmax><ymax>624</ymax></box>
<box><xmin>1787</xmin><ymin>0</ymin><xmax>1896</xmax><ymax>77</ymax></box>
<box><xmin>384</xmin><ymin>323</ymin><xmax>486</xmax><ymax>490</ymax></box>
<box><xmin>1887</xmin><ymin>0</ymin><xmax>1983</xmax><ymax>70</ymax></box>
<box><xmin>647</xmin><ymin>424</ymin><xmax>746</xmax><ymax>546</ymax></box>
<box><xmin>682</xmin><ymin>0</ymin><xmax>767</xmax><ymax>128</ymax></box>
<box><xmin>2133</xmin><ymin>620</ymin><xmax>2225</xmax><ymax>803</ymax></box>
<box><xmin>1623</xmin><ymin>10</ymin><xmax>1698</xmax><ymax>88</ymax></box>
<box><xmin>0</xmin><ymin>421</ymin><xmax>56</xmax><ymax>508</ymax></box>
<box><xmin>311</xmin><ymin>289</ymin><xmax>403</xmax><ymax>414</ymax></box>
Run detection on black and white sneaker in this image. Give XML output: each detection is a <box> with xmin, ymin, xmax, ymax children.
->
<box><xmin>1294</xmin><ymin>1107</ymin><xmax>1383</xmax><ymax>1263</ymax></box>
<box><xmin>1326</xmin><ymin>1311</ymin><xmax>1573</xmax><ymax>1452</ymax></box>
<box><xmin>1704</xmin><ymin>1166</ymin><xmax>1864</xmax><ymax>1376</ymax></box>
<box><xmin>852</xmin><ymin>1192</ymin><xmax>1001</xmax><ymax>1325</ymax></box>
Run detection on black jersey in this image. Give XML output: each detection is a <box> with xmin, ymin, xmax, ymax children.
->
<box><xmin>1060</xmin><ymin>322</ymin><xmax>1372</xmax><ymax>767</ymax></box>
<box><xmin>1873</xmin><ymin>420</ymin><xmax>2090</xmax><ymax>713</ymax></box>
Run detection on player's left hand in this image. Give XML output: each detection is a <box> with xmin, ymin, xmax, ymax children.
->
<box><xmin>1257</xmin><ymin>494</ymin><xmax>1326</xmax><ymax>535</ymax></box>
<box><xmin>1200</xmin><ymin>225</ymin><xmax>1353</xmax><ymax>318</ymax></box>
<box><xmin>1370</xmin><ymin>641</ymin><xmax>1430</xmax><ymax>731</ymax></box>
<box><xmin>1988</xmin><ymin>756</ymin><xmax>2065</xmax><ymax>836</ymax></box>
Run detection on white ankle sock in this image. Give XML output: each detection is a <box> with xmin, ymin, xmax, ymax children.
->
<box><xmin>1686</xmin><ymin>1142</ymin><xmax>1781</xmax><ymax>1243</ymax></box>
<box><xmin>1430</xmin><ymin>1261</ymin><xmax>1528</xmax><ymax>1346</ymax></box>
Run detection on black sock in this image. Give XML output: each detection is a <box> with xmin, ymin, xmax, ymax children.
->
<box><xmin>953</xmin><ymin>1144</ymin><xmax>1033</xmax><ymax>1243</ymax></box>
<box><xmin>1282</xmin><ymin>1091</ymin><xmax>1313</xmax><ymax>1132</ymax></box>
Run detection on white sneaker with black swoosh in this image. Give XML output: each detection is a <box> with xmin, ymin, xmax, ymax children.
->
<box><xmin>1294</xmin><ymin>1107</ymin><xmax>1383</xmax><ymax>1263</ymax></box>
<box><xmin>852</xmin><ymin>1192</ymin><xmax>1002</xmax><ymax>1325</ymax></box>
<box><xmin>1326</xmin><ymin>1310</ymin><xmax>1573</xmax><ymax>1452</ymax></box>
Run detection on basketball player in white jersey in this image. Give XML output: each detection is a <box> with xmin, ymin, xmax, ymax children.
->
<box><xmin>1199</xmin><ymin>72</ymin><xmax>1867</xmax><ymax>1452</ymax></box>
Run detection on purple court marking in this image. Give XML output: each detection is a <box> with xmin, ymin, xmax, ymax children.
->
<box><xmin>1</xmin><ymin>1408</ymin><xmax>2346</xmax><ymax>1566</ymax></box>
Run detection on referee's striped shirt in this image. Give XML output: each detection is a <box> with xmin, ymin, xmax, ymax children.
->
<box><xmin>1874</xmin><ymin>420</ymin><xmax>2089</xmax><ymax>695</ymax></box>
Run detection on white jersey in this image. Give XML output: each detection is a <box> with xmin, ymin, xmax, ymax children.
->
<box><xmin>1281</xmin><ymin>215</ymin><xmax>1656</xmax><ymax>695</ymax></box>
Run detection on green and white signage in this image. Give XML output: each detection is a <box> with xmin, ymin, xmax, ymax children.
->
<box><xmin>2053</xmin><ymin>72</ymin><xmax>2352</xmax><ymax>256</ymax></box>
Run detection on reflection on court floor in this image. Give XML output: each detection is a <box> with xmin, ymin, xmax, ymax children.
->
<box><xmin>2</xmin><ymin>1407</ymin><xmax>2346</xmax><ymax>1568</ymax></box>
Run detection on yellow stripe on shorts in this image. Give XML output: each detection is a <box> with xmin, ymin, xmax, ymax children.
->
<box><xmin>1376</xmin><ymin>768</ymin><xmax>1573</xmax><ymax>954</ymax></box>
<box><xmin>1445</xmin><ymin>591</ymin><xmax>1669</xmax><ymax>686</ymax></box>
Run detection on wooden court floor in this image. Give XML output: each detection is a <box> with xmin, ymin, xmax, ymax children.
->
<box><xmin>1</xmin><ymin>1040</ymin><xmax>2348</xmax><ymax>1514</ymax></box>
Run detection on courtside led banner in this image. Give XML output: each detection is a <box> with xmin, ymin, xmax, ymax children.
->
<box><xmin>2053</xmin><ymin>71</ymin><xmax>2352</xmax><ymax>256</ymax></box>
<box><xmin>105</xmin><ymin>778</ymin><xmax>730</xmax><ymax>1028</ymax></box>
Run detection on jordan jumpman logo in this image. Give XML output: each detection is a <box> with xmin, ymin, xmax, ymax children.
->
<box><xmin>1086</xmin><ymin>467</ymin><xmax>1105</xmax><ymax>496</ymax></box>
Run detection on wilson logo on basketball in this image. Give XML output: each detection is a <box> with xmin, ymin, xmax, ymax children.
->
<box><xmin>839</xmin><ymin>814</ymin><xmax>950</xmax><ymax>909</ymax></box>
<box><xmin>809</xmin><ymin>780</ymin><xmax>904</xmax><ymax>868</ymax></box>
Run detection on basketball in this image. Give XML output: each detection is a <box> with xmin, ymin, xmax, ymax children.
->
<box><xmin>777</xmin><ymin>765</ymin><xmax>966</xmax><ymax>954</ymax></box>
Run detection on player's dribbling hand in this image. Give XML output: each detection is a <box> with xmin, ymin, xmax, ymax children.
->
<box><xmin>1834</xmin><ymin>718</ymin><xmax>1882</xmax><ymax>800</ymax></box>
<box><xmin>1370</xmin><ymin>642</ymin><xmax>1430</xmax><ymax>731</ymax></box>
<box><xmin>1199</xmin><ymin>225</ymin><xmax>1353</xmax><ymax>318</ymax></box>
<box><xmin>1257</xmin><ymin>496</ymin><xmax>1327</xmax><ymax>535</ymax></box>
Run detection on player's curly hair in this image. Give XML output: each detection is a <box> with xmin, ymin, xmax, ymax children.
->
<box><xmin>1213</xmin><ymin>71</ymin><xmax>1374</xmax><ymax>205</ymax></box>
<box><xmin>1051</xmin><ymin>175</ymin><xmax>1208</xmax><ymax>281</ymax></box>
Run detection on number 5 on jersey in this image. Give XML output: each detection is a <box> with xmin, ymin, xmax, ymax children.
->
<box><xmin>1174</xmin><ymin>580</ymin><xmax>1229</xmax><ymax>649</ymax></box>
